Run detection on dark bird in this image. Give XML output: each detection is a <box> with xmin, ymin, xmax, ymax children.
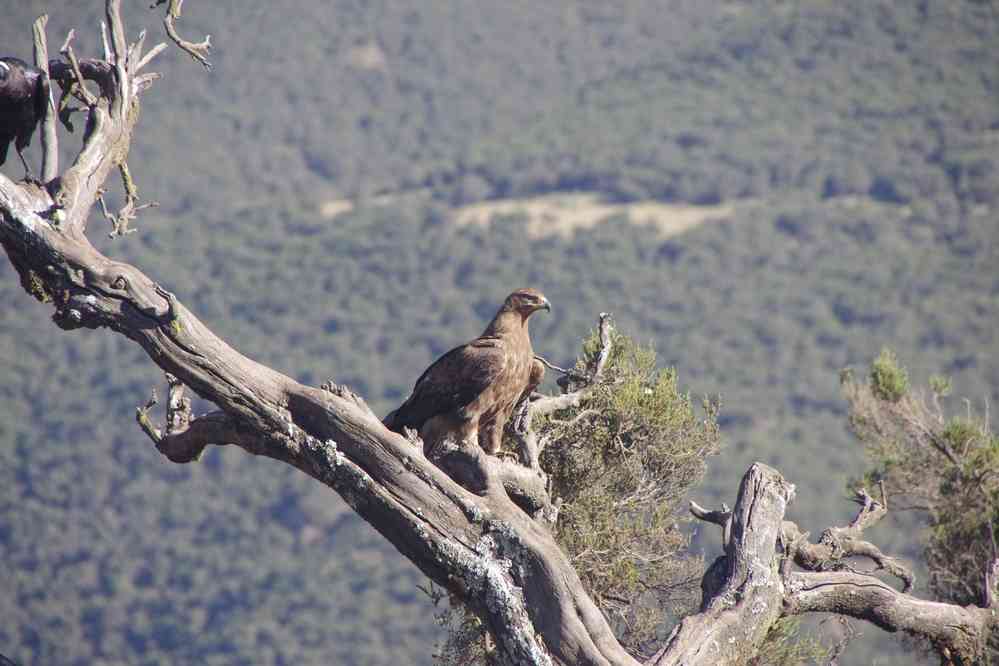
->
<box><xmin>0</xmin><ymin>57</ymin><xmax>48</xmax><ymax>180</ymax></box>
<box><xmin>384</xmin><ymin>288</ymin><xmax>551</xmax><ymax>455</ymax></box>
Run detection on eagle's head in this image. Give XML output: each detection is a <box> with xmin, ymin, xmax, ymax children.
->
<box><xmin>503</xmin><ymin>288</ymin><xmax>551</xmax><ymax>317</ymax></box>
<box><xmin>0</xmin><ymin>57</ymin><xmax>35</xmax><ymax>91</ymax></box>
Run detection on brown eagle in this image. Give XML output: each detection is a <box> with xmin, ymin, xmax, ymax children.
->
<box><xmin>384</xmin><ymin>288</ymin><xmax>550</xmax><ymax>455</ymax></box>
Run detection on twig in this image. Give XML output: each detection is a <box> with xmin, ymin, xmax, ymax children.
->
<box><xmin>508</xmin><ymin>314</ymin><xmax>615</xmax><ymax>473</ymax></box>
<box><xmin>59</xmin><ymin>30</ymin><xmax>98</xmax><ymax>107</ymax></box>
<box><xmin>132</xmin><ymin>72</ymin><xmax>162</xmax><ymax>95</ymax></box>
<box><xmin>127</xmin><ymin>29</ymin><xmax>146</xmax><ymax>69</ymax></box>
<box><xmin>100</xmin><ymin>21</ymin><xmax>113</xmax><ymax>63</ymax></box>
<box><xmin>135</xmin><ymin>387</ymin><xmax>162</xmax><ymax>442</ymax></box>
<box><xmin>55</xmin><ymin>86</ymin><xmax>84</xmax><ymax>133</ymax></box>
<box><xmin>106</xmin><ymin>0</ymin><xmax>128</xmax><ymax>68</ymax></box>
<box><xmin>164</xmin><ymin>373</ymin><xmax>192</xmax><ymax>434</ymax></box>
<box><xmin>135</xmin><ymin>374</ymin><xmax>250</xmax><ymax>464</ymax></box>
<box><xmin>98</xmin><ymin>163</ymin><xmax>160</xmax><ymax>238</ymax></box>
<box><xmin>690</xmin><ymin>500</ymin><xmax>732</xmax><ymax>544</ymax></box>
<box><xmin>689</xmin><ymin>500</ymin><xmax>731</xmax><ymax>527</ymax></box>
<box><xmin>135</xmin><ymin>374</ymin><xmax>191</xmax><ymax>445</ymax></box>
<box><xmin>590</xmin><ymin>312</ymin><xmax>614</xmax><ymax>378</ymax></box>
<box><xmin>782</xmin><ymin>485</ymin><xmax>915</xmax><ymax>592</ymax></box>
<box><xmin>32</xmin><ymin>15</ymin><xmax>59</xmax><ymax>182</ymax></box>
<box><xmin>530</xmin><ymin>313</ymin><xmax>614</xmax><ymax>417</ymax></box>
<box><xmin>154</xmin><ymin>0</ymin><xmax>213</xmax><ymax>70</ymax></box>
<box><xmin>134</xmin><ymin>42</ymin><xmax>167</xmax><ymax>73</ymax></box>
<box><xmin>534</xmin><ymin>355</ymin><xmax>574</xmax><ymax>376</ymax></box>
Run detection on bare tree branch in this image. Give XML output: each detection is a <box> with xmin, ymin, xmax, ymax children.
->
<box><xmin>135</xmin><ymin>373</ymin><xmax>250</xmax><ymax>463</ymax></box>
<box><xmin>652</xmin><ymin>464</ymin><xmax>793</xmax><ymax>665</ymax></box>
<box><xmin>100</xmin><ymin>21</ymin><xmax>113</xmax><ymax>63</ymax></box>
<box><xmin>134</xmin><ymin>42</ymin><xmax>168</xmax><ymax>73</ymax></box>
<box><xmin>534</xmin><ymin>354</ymin><xmax>577</xmax><ymax>376</ymax></box>
<box><xmin>689</xmin><ymin>499</ymin><xmax>732</xmax><ymax>544</ymax></box>
<box><xmin>688</xmin><ymin>499</ymin><xmax>730</xmax><ymax>528</ymax></box>
<box><xmin>985</xmin><ymin>558</ymin><xmax>999</xmax><ymax>610</ymax></box>
<box><xmin>98</xmin><ymin>162</ymin><xmax>159</xmax><ymax>237</ymax></box>
<box><xmin>785</xmin><ymin>570</ymin><xmax>994</xmax><ymax>664</ymax></box>
<box><xmin>531</xmin><ymin>312</ymin><xmax>615</xmax><ymax>419</ymax></box>
<box><xmin>685</xmin><ymin>466</ymin><xmax>999</xmax><ymax>665</ymax></box>
<box><xmin>513</xmin><ymin>312</ymin><xmax>615</xmax><ymax>473</ymax></box>
<box><xmin>59</xmin><ymin>30</ymin><xmax>99</xmax><ymax>108</ymax></box>
<box><xmin>781</xmin><ymin>487</ymin><xmax>914</xmax><ymax>592</ymax></box>
<box><xmin>153</xmin><ymin>0</ymin><xmax>212</xmax><ymax>69</ymax></box>
<box><xmin>32</xmin><ymin>15</ymin><xmax>59</xmax><ymax>182</ymax></box>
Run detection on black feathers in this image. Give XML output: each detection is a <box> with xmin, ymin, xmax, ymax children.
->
<box><xmin>0</xmin><ymin>56</ymin><xmax>48</xmax><ymax>179</ymax></box>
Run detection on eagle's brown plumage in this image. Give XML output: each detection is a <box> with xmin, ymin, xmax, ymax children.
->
<box><xmin>384</xmin><ymin>288</ymin><xmax>550</xmax><ymax>455</ymax></box>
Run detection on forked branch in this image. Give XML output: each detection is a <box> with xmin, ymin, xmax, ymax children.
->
<box><xmin>782</xmin><ymin>484</ymin><xmax>914</xmax><ymax>592</ymax></box>
<box><xmin>152</xmin><ymin>0</ymin><xmax>212</xmax><ymax>69</ymax></box>
<box><xmin>689</xmin><ymin>472</ymin><xmax>996</xmax><ymax>665</ymax></box>
<box><xmin>135</xmin><ymin>374</ymin><xmax>251</xmax><ymax>463</ymax></box>
<box><xmin>512</xmin><ymin>312</ymin><xmax>615</xmax><ymax>471</ymax></box>
<box><xmin>58</xmin><ymin>30</ymin><xmax>99</xmax><ymax>107</ymax></box>
<box><xmin>97</xmin><ymin>162</ymin><xmax>159</xmax><ymax>237</ymax></box>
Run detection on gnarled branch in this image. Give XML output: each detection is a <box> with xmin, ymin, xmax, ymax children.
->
<box><xmin>782</xmin><ymin>485</ymin><xmax>914</xmax><ymax>592</ymax></box>
<box><xmin>153</xmin><ymin>0</ymin><xmax>212</xmax><ymax>69</ymax></box>
<box><xmin>687</xmin><ymin>468</ymin><xmax>998</xmax><ymax>665</ymax></box>
<box><xmin>785</xmin><ymin>570</ymin><xmax>995</xmax><ymax>665</ymax></box>
<box><xmin>654</xmin><ymin>464</ymin><xmax>793</xmax><ymax>665</ymax></box>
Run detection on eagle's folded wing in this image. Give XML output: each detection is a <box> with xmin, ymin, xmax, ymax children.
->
<box><xmin>383</xmin><ymin>338</ymin><xmax>508</xmax><ymax>432</ymax></box>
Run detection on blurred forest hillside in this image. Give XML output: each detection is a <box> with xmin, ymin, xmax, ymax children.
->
<box><xmin>1</xmin><ymin>1</ymin><xmax>996</xmax><ymax>664</ymax></box>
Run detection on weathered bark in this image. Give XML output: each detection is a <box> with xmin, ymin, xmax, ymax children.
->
<box><xmin>778</xmin><ymin>488</ymin><xmax>996</xmax><ymax>665</ymax></box>
<box><xmin>2</xmin><ymin>4</ymin><xmax>998</xmax><ymax>665</ymax></box>
<box><xmin>785</xmin><ymin>570</ymin><xmax>994</xmax><ymax>664</ymax></box>
<box><xmin>649</xmin><ymin>464</ymin><xmax>791</xmax><ymax>665</ymax></box>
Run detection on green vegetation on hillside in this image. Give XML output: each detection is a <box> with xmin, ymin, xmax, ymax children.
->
<box><xmin>1</xmin><ymin>1</ymin><xmax>996</xmax><ymax>664</ymax></box>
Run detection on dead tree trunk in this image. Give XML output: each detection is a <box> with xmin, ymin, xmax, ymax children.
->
<box><xmin>1</xmin><ymin>4</ymin><xmax>996</xmax><ymax>665</ymax></box>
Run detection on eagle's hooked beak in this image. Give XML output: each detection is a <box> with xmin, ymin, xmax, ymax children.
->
<box><xmin>539</xmin><ymin>297</ymin><xmax>551</xmax><ymax>313</ymax></box>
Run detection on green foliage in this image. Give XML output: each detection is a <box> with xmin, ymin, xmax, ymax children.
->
<box><xmin>539</xmin><ymin>330</ymin><xmax>720</xmax><ymax>656</ymax></box>
<box><xmin>847</xmin><ymin>356</ymin><xmax>999</xmax><ymax>662</ymax></box>
<box><xmin>750</xmin><ymin>618</ymin><xmax>831</xmax><ymax>666</ymax></box>
<box><xmin>870</xmin><ymin>348</ymin><xmax>909</xmax><ymax>403</ymax></box>
<box><xmin>929</xmin><ymin>375</ymin><xmax>952</xmax><ymax>398</ymax></box>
